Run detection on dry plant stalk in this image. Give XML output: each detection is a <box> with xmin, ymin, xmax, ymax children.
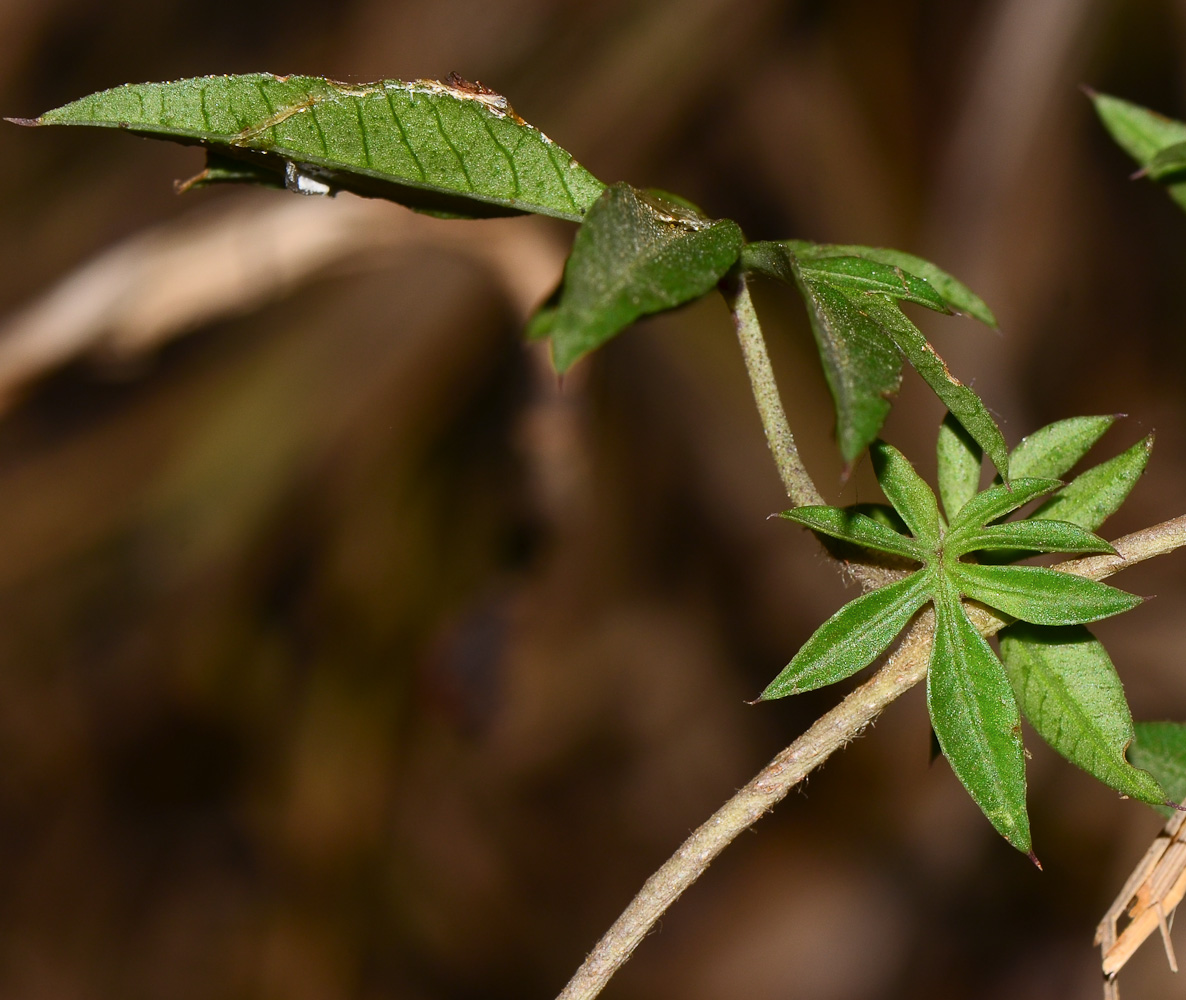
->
<box><xmin>1096</xmin><ymin>808</ymin><xmax>1186</xmax><ymax>999</ymax></box>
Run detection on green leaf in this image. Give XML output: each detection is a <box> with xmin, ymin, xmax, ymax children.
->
<box><xmin>760</xmin><ymin>571</ymin><xmax>931</xmax><ymax>698</ymax></box>
<box><xmin>1090</xmin><ymin>91</ymin><xmax>1186</xmax><ymax>164</ymax></box>
<box><xmin>1032</xmin><ymin>435</ymin><xmax>1153</xmax><ymax>532</ymax></box>
<box><xmin>950</xmin><ymin>519</ymin><xmax>1115</xmax><ymax>556</ymax></box>
<box><xmin>776</xmin><ymin>241</ymin><xmax>997</xmax><ymax>326</ymax></box>
<box><xmin>21</xmin><ymin>73</ymin><xmax>606</xmax><ymax>221</ymax></box>
<box><xmin>937</xmin><ymin>413</ymin><xmax>982</xmax><ymax>521</ymax></box>
<box><xmin>524</xmin><ymin>281</ymin><xmax>562</xmax><ymax>341</ymax></box>
<box><xmin>789</xmin><ymin>265</ymin><xmax>902</xmax><ymax>463</ymax></box>
<box><xmin>1131</xmin><ymin>722</ymin><xmax>1186</xmax><ymax>811</ymax></box>
<box><xmin>870</xmin><ymin>441</ymin><xmax>941</xmax><ymax>548</ymax></box>
<box><xmin>1146</xmin><ymin>140</ymin><xmax>1186</xmax><ymax>181</ymax></box>
<box><xmin>864</xmin><ymin>298</ymin><xmax>1009</xmax><ymax>479</ymax></box>
<box><xmin>845</xmin><ymin>504</ymin><xmax>910</xmax><ymax>536</ymax></box>
<box><xmin>928</xmin><ymin>585</ymin><xmax>1030</xmax><ymax>851</ymax></box>
<box><xmin>1007</xmin><ymin>415</ymin><xmax>1115</xmax><ymax>480</ymax></box>
<box><xmin>999</xmin><ymin>624</ymin><xmax>1164</xmax><ymax>804</ymax></box>
<box><xmin>740</xmin><ymin>241</ymin><xmax>1003</xmax><ymax>466</ymax></box>
<box><xmin>1090</xmin><ymin>90</ymin><xmax>1186</xmax><ymax>213</ymax></box>
<box><xmin>951</xmin><ymin>563</ymin><xmax>1142</xmax><ymax>626</ymax></box>
<box><xmin>545</xmin><ymin>184</ymin><xmax>743</xmax><ymax>372</ymax></box>
<box><xmin>792</xmin><ymin>256</ymin><xmax>950</xmax><ymax>313</ymax></box>
<box><xmin>946</xmin><ymin>478</ymin><xmax>1062</xmax><ymax>537</ymax></box>
<box><xmin>779</xmin><ymin>506</ymin><xmax>924</xmax><ymax>561</ymax></box>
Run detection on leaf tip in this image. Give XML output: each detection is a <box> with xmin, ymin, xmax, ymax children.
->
<box><xmin>1027</xmin><ymin>849</ymin><xmax>1043</xmax><ymax>871</ymax></box>
<box><xmin>1079</xmin><ymin>82</ymin><xmax>1099</xmax><ymax>100</ymax></box>
<box><xmin>4</xmin><ymin>116</ymin><xmax>40</xmax><ymax>127</ymax></box>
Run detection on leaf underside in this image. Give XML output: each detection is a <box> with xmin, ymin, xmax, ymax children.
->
<box><xmin>760</xmin><ymin>572</ymin><xmax>930</xmax><ymax>698</ymax></box>
<box><xmin>1000</xmin><ymin>624</ymin><xmax>1164</xmax><ymax>804</ymax></box>
<box><xmin>929</xmin><ymin>586</ymin><xmax>1030</xmax><ymax>851</ymax></box>
<box><xmin>26</xmin><ymin>74</ymin><xmax>607</xmax><ymax>221</ymax></box>
<box><xmin>545</xmin><ymin>184</ymin><xmax>743</xmax><ymax>372</ymax></box>
<box><xmin>1007</xmin><ymin>415</ymin><xmax>1115</xmax><ymax>480</ymax></box>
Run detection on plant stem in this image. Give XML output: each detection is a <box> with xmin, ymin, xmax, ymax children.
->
<box><xmin>553</xmin><ymin>514</ymin><xmax>1186</xmax><ymax>1000</ymax></box>
<box><xmin>723</xmin><ymin>272</ymin><xmax>899</xmax><ymax>591</ymax></box>
<box><xmin>723</xmin><ymin>272</ymin><xmax>824</xmax><ymax>508</ymax></box>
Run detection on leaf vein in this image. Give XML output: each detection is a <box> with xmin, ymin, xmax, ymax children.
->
<box><xmin>384</xmin><ymin>91</ymin><xmax>426</xmax><ymax>181</ymax></box>
<box><xmin>428</xmin><ymin>102</ymin><xmax>473</xmax><ymax>190</ymax></box>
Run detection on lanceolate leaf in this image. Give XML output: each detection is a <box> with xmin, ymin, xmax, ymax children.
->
<box><xmin>870</xmin><ymin>441</ymin><xmax>941</xmax><ymax>547</ymax></box>
<box><xmin>947</xmin><ymin>479</ymin><xmax>1061</xmax><ymax>537</ymax></box>
<box><xmin>951</xmin><ymin>564</ymin><xmax>1142</xmax><ymax>626</ymax></box>
<box><xmin>999</xmin><ymin>624</ymin><xmax>1164</xmax><ymax>804</ymax></box>
<box><xmin>19</xmin><ymin>74</ymin><xmax>607</xmax><ymax>221</ymax></box>
<box><xmin>769</xmin><ymin>418</ymin><xmax>1152</xmax><ymax>852</ymax></box>
<box><xmin>780</xmin><ymin>506</ymin><xmax>925</xmax><ymax>560</ymax></box>
<box><xmin>953</xmin><ymin>519</ymin><xmax>1115</xmax><ymax>556</ymax></box>
<box><xmin>546</xmin><ymin>184</ymin><xmax>743</xmax><ymax>372</ymax></box>
<box><xmin>1090</xmin><ymin>90</ymin><xmax>1186</xmax><ymax>213</ymax></box>
<box><xmin>777</xmin><ymin>241</ymin><xmax>997</xmax><ymax>326</ymax></box>
<box><xmin>937</xmin><ymin>413</ymin><xmax>982</xmax><ymax>522</ymax></box>
<box><xmin>792</xmin><ymin>256</ymin><xmax>949</xmax><ymax>312</ymax></box>
<box><xmin>929</xmin><ymin>585</ymin><xmax>1030</xmax><ymax>851</ymax></box>
<box><xmin>1007</xmin><ymin>415</ymin><xmax>1116</xmax><ymax>480</ymax></box>
<box><xmin>760</xmin><ymin>572</ymin><xmax>931</xmax><ymax>698</ymax></box>
<box><xmin>1131</xmin><ymin>722</ymin><xmax>1186</xmax><ymax>812</ymax></box>
<box><xmin>1032</xmin><ymin>435</ymin><xmax>1153</xmax><ymax>532</ymax></box>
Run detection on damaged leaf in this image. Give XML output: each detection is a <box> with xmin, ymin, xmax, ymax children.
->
<box><xmin>17</xmin><ymin>73</ymin><xmax>607</xmax><ymax>221</ymax></box>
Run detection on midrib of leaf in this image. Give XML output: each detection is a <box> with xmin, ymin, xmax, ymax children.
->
<box><xmin>930</xmin><ymin>583</ymin><xmax>1028</xmax><ymax>848</ymax></box>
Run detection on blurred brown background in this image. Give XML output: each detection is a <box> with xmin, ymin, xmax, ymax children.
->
<box><xmin>2</xmin><ymin>0</ymin><xmax>1186</xmax><ymax>997</ymax></box>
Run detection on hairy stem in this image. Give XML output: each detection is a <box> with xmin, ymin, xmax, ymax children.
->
<box><xmin>553</xmin><ymin>515</ymin><xmax>1186</xmax><ymax>1000</ymax></box>
<box><xmin>722</xmin><ymin>272</ymin><xmax>901</xmax><ymax>590</ymax></box>
<box><xmin>723</xmin><ymin>272</ymin><xmax>824</xmax><ymax>508</ymax></box>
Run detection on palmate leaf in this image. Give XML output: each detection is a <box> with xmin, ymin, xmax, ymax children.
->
<box><xmin>739</xmin><ymin>240</ymin><xmax>1006</xmax><ymax>473</ymax></box>
<box><xmin>929</xmin><ymin>583</ymin><xmax>1030</xmax><ymax>851</ymax></box>
<box><xmin>999</xmin><ymin>625</ymin><xmax>1164</xmax><ymax>805</ymax></box>
<box><xmin>770</xmin><ymin>423</ymin><xmax>1153</xmax><ymax>853</ymax></box>
<box><xmin>1090</xmin><ymin>90</ymin><xmax>1186</xmax><ymax>214</ymax></box>
<box><xmin>16</xmin><ymin>74</ymin><xmax>607</xmax><ymax>221</ymax></box>
<box><xmin>544</xmin><ymin>184</ymin><xmax>743</xmax><ymax>372</ymax></box>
